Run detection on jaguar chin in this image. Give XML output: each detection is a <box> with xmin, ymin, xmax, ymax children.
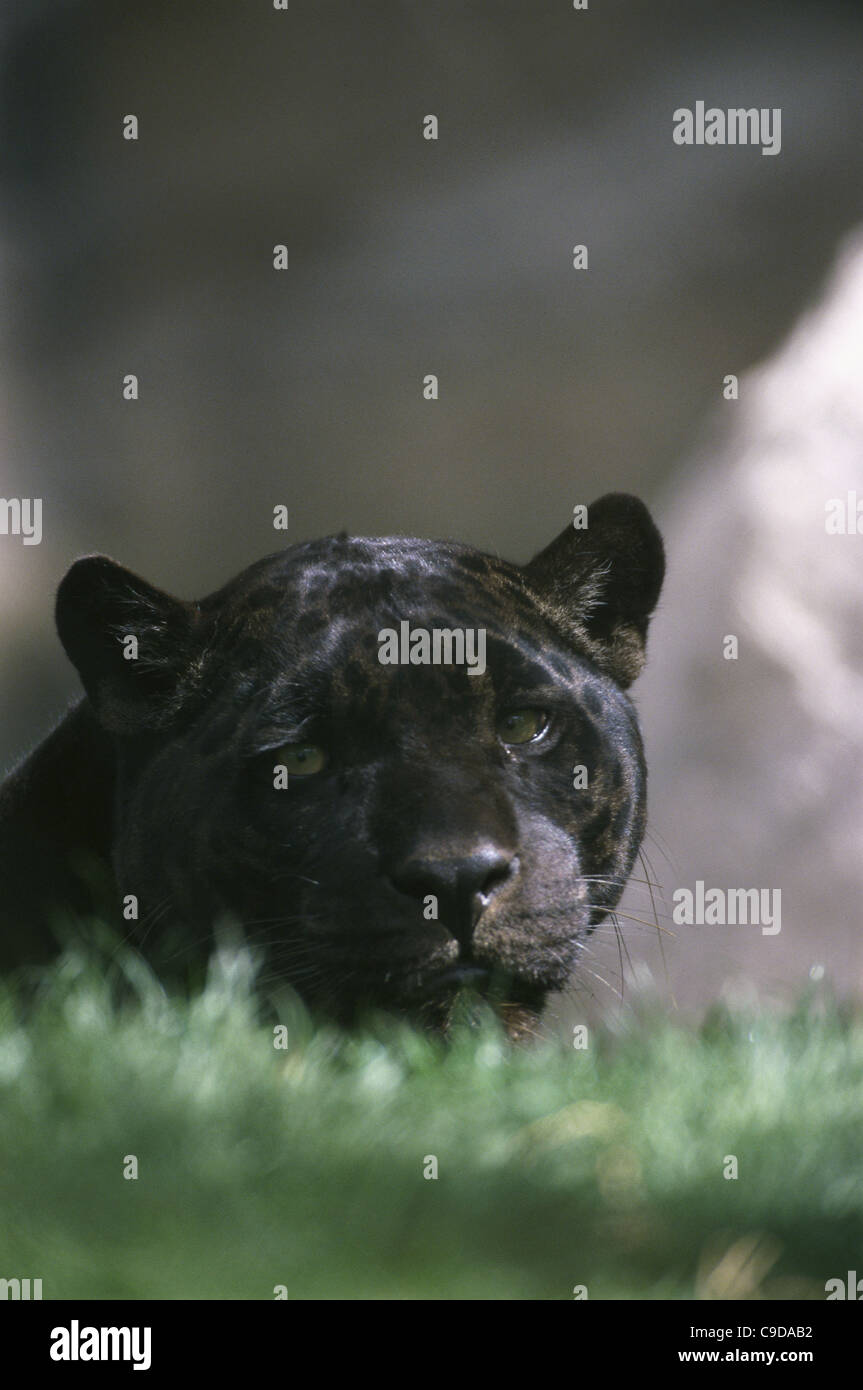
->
<box><xmin>0</xmin><ymin>493</ymin><xmax>664</xmax><ymax>1037</ymax></box>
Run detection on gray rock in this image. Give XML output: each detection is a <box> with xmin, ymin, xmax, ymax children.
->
<box><xmin>586</xmin><ymin>232</ymin><xmax>863</xmax><ymax>1018</ymax></box>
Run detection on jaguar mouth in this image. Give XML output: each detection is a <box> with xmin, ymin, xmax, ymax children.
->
<box><xmin>411</xmin><ymin>960</ymin><xmax>547</xmax><ymax>1040</ymax></box>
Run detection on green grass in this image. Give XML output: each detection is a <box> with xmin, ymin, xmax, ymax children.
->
<box><xmin>0</xmin><ymin>943</ymin><xmax>861</xmax><ymax>1300</ymax></box>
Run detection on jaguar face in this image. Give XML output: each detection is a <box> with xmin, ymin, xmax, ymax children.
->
<box><xmin>54</xmin><ymin>493</ymin><xmax>664</xmax><ymax>1034</ymax></box>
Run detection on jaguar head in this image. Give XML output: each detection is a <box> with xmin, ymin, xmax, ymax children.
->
<box><xmin>56</xmin><ymin>493</ymin><xmax>664</xmax><ymax>1034</ymax></box>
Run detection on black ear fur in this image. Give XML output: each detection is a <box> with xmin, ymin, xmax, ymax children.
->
<box><xmin>524</xmin><ymin>493</ymin><xmax>665</xmax><ymax>687</ymax></box>
<box><xmin>55</xmin><ymin>556</ymin><xmax>200</xmax><ymax>733</ymax></box>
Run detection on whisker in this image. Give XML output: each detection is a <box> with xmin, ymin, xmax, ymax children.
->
<box><xmin>581</xmin><ymin>905</ymin><xmax>675</xmax><ymax>936</ymax></box>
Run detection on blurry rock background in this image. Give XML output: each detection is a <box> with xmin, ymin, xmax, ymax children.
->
<box><xmin>1</xmin><ymin>0</ymin><xmax>861</xmax><ymax>1018</ymax></box>
<box><xmin>627</xmin><ymin>233</ymin><xmax>863</xmax><ymax>1016</ymax></box>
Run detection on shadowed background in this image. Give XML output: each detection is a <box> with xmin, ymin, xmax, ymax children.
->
<box><xmin>2</xmin><ymin>0</ymin><xmax>862</xmax><ymax>1022</ymax></box>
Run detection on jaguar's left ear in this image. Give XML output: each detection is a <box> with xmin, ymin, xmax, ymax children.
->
<box><xmin>523</xmin><ymin>493</ymin><xmax>665</xmax><ymax>688</ymax></box>
<box><xmin>56</xmin><ymin>555</ymin><xmax>202</xmax><ymax>734</ymax></box>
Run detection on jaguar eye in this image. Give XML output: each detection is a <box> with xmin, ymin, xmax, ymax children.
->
<box><xmin>275</xmin><ymin>743</ymin><xmax>328</xmax><ymax>776</ymax></box>
<box><xmin>498</xmin><ymin>709</ymin><xmax>549</xmax><ymax>745</ymax></box>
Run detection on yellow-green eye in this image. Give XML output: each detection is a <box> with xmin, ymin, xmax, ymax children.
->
<box><xmin>498</xmin><ymin>709</ymin><xmax>549</xmax><ymax>745</ymax></box>
<box><xmin>276</xmin><ymin>743</ymin><xmax>328</xmax><ymax>776</ymax></box>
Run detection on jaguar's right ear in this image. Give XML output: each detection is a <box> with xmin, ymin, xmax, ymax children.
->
<box><xmin>56</xmin><ymin>556</ymin><xmax>201</xmax><ymax>734</ymax></box>
<box><xmin>524</xmin><ymin>493</ymin><xmax>665</xmax><ymax>688</ymax></box>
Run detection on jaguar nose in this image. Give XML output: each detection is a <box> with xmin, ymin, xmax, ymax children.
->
<box><xmin>388</xmin><ymin>844</ymin><xmax>515</xmax><ymax>948</ymax></box>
